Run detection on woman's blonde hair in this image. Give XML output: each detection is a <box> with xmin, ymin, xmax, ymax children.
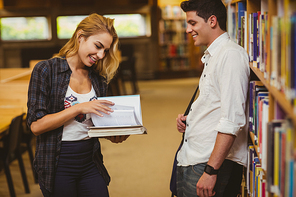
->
<box><xmin>53</xmin><ymin>13</ymin><xmax>119</xmax><ymax>83</ymax></box>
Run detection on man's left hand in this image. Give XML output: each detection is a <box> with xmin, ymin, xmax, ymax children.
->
<box><xmin>196</xmin><ymin>173</ymin><xmax>216</xmax><ymax>197</ymax></box>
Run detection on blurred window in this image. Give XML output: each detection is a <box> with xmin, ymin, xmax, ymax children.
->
<box><xmin>56</xmin><ymin>15</ymin><xmax>88</xmax><ymax>39</ymax></box>
<box><xmin>0</xmin><ymin>17</ymin><xmax>50</xmax><ymax>41</ymax></box>
<box><xmin>56</xmin><ymin>14</ymin><xmax>149</xmax><ymax>39</ymax></box>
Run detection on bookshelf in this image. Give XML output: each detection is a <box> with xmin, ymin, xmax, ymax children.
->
<box><xmin>157</xmin><ymin>4</ymin><xmax>203</xmax><ymax>78</ymax></box>
<box><xmin>226</xmin><ymin>0</ymin><xmax>296</xmax><ymax>196</ymax></box>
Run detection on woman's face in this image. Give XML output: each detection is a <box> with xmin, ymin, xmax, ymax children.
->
<box><xmin>77</xmin><ymin>32</ymin><xmax>113</xmax><ymax>67</ymax></box>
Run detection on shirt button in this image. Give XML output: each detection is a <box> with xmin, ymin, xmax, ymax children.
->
<box><xmin>190</xmin><ymin>108</ymin><xmax>192</xmax><ymax>111</ymax></box>
<box><xmin>186</xmin><ymin>124</ymin><xmax>189</xmax><ymax>127</ymax></box>
<box><xmin>185</xmin><ymin>139</ymin><xmax>188</xmax><ymax>142</ymax></box>
<box><xmin>204</xmin><ymin>74</ymin><xmax>206</xmax><ymax>77</ymax></box>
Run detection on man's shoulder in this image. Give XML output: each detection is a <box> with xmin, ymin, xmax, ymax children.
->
<box><xmin>219</xmin><ymin>40</ymin><xmax>248</xmax><ymax>57</ymax></box>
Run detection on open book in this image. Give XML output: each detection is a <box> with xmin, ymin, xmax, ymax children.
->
<box><xmin>88</xmin><ymin>95</ymin><xmax>147</xmax><ymax>137</ymax></box>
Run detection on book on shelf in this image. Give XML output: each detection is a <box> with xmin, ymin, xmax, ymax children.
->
<box><xmin>247</xmin><ymin>145</ymin><xmax>255</xmax><ymax>195</ymax></box>
<box><xmin>88</xmin><ymin>95</ymin><xmax>147</xmax><ymax>137</ymax></box>
<box><xmin>256</xmin><ymin>91</ymin><xmax>268</xmax><ymax>148</ymax></box>
<box><xmin>265</xmin><ymin>119</ymin><xmax>295</xmax><ymax>196</ymax></box>
<box><xmin>244</xmin><ymin>10</ymin><xmax>248</xmax><ymax>51</ymax></box>
<box><xmin>161</xmin><ymin>5</ymin><xmax>185</xmax><ymax>19</ymax></box>
<box><xmin>292</xmin><ymin>13</ymin><xmax>296</xmax><ymax>104</ymax></box>
<box><xmin>237</xmin><ymin>2</ymin><xmax>246</xmax><ymax>46</ymax></box>
<box><xmin>261</xmin><ymin>99</ymin><xmax>269</xmax><ymax>172</ymax></box>
<box><xmin>227</xmin><ymin>3</ymin><xmax>236</xmax><ymax>42</ymax></box>
<box><xmin>266</xmin><ymin>120</ymin><xmax>283</xmax><ymax>194</ymax></box>
<box><xmin>285</xmin><ymin>121</ymin><xmax>295</xmax><ymax>197</ymax></box>
<box><xmin>273</xmin><ymin>126</ymin><xmax>281</xmax><ymax>196</ymax></box>
<box><xmin>249</xmin><ymin>13</ymin><xmax>254</xmax><ymax>62</ymax></box>
<box><xmin>280</xmin><ymin>127</ymin><xmax>286</xmax><ymax>197</ymax></box>
<box><xmin>259</xmin><ymin>12</ymin><xmax>268</xmax><ymax>73</ymax></box>
<box><xmin>252</xmin><ymin>12</ymin><xmax>259</xmax><ymax>67</ymax></box>
<box><xmin>247</xmin><ymin>144</ymin><xmax>269</xmax><ymax>197</ymax></box>
<box><xmin>249</xmin><ymin>81</ymin><xmax>268</xmax><ymax>146</ymax></box>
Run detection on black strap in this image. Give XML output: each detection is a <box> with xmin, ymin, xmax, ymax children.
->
<box><xmin>181</xmin><ymin>84</ymin><xmax>199</xmax><ymax>145</ymax></box>
<box><xmin>182</xmin><ymin>85</ymin><xmax>199</xmax><ymax>123</ymax></box>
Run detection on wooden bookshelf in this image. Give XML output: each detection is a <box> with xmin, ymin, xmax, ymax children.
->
<box><xmin>157</xmin><ymin>4</ymin><xmax>203</xmax><ymax>78</ymax></box>
<box><xmin>250</xmin><ymin>66</ymin><xmax>296</xmax><ymax>126</ymax></box>
<box><xmin>228</xmin><ymin>0</ymin><xmax>296</xmax><ymax>196</ymax></box>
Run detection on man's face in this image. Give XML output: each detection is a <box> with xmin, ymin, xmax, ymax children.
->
<box><xmin>185</xmin><ymin>11</ymin><xmax>212</xmax><ymax>47</ymax></box>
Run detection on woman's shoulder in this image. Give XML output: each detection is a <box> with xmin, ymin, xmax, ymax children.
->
<box><xmin>32</xmin><ymin>57</ymin><xmax>68</xmax><ymax>74</ymax></box>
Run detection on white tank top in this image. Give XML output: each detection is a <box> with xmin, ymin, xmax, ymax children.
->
<box><xmin>62</xmin><ymin>85</ymin><xmax>96</xmax><ymax>141</ymax></box>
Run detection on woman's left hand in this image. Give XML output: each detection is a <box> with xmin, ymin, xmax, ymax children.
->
<box><xmin>105</xmin><ymin>135</ymin><xmax>130</xmax><ymax>143</ymax></box>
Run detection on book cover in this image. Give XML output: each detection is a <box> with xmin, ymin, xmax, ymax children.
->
<box><xmin>247</xmin><ymin>145</ymin><xmax>255</xmax><ymax>194</ymax></box>
<box><xmin>249</xmin><ymin>13</ymin><xmax>254</xmax><ymax>61</ymax></box>
<box><xmin>244</xmin><ymin>11</ymin><xmax>248</xmax><ymax>51</ymax></box>
<box><xmin>253</xmin><ymin>12</ymin><xmax>258</xmax><ymax>67</ymax></box>
<box><xmin>249</xmin><ymin>81</ymin><xmax>267</xmax><ymax>136</ymax></box>
<box><xmin>266</xmin><ymin>120</ymin><xmax>284</xmax><ymax>192</ymax></box>
<box><xmin>280</xmin><ymin>128</ymin><xmax>286</xmax><ymax>197</ymax></box>
<box><xmin>273</xmin><ymin>126</ymin><xmax>281</xmax><ymax>196</ymax></box>
<box><xmin>261</xmin><ymin>99</ymin><xmax>269</xmax><ymax>171</ymax></box>
<box><xmin>271</xmin><ymin>16</ymin><xmax>279</xmax><ymax>88</ymax></box>
<box><xmin>256</xmin><ymin>92</ymin><xmax>268</xmax><ymax>144</ymax></box>
<box><xmin>253</xmin><ymin>157</ymin><xmax>260</xmax><ymax>195</ymax></box>
<box><xmin>256</xmin><ymin>11</ymin><xmax>261</xmax><ymax>67</ymax></box>
<box><xmin>292</xmin><ymin>13</ymin><xmax>296</xmax><ymax>104</ymax></box>
<box><xmin>253</xmin><ymin>86</ymin><xmax>268</xmax><ymax>143</ymax></box>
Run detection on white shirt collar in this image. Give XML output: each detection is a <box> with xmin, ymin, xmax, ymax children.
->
<box><xmin>201</xmin><ymin>32</ymin><xmax>229</xmax><ymax>64</ymax></box>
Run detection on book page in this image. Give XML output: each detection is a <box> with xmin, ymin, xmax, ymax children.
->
<box><xmin>91</xmin><ymin>95</ymin><xmax>143</xmax><ymax>127</ymax></box>
<box><xmin>92</xmin><ymin>109</ymin><xmax>140</xmax><ymax>127</ymax></box>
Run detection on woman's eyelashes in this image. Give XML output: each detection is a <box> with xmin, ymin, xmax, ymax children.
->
<box><xmin>95</xmin><ymin>44</ymin><xmax>102</xmax><ymax>49</ymax></box>
<box><xmin>95</xmin><ymin>44</ymin><xmax>109</xmax><ymax>53</ymax></box>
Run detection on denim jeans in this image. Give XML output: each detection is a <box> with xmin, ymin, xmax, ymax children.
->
<box><xmin>176</xmin><ymin>159</ymin><xmax>243</xmax><ymax>197</ymax></box>
<box><xmin>40</xmin><ymin>139</ymin><xmax>109</xmax><ymax>197</ymax></box>
<box><xmin>177</xmin><ymin>163</ymin><xmax>207</xmax><ymax>197</ymax></box>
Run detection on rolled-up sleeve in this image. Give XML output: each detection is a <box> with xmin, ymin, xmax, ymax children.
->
<box><xmin>215</xmin><ymin>49</ymin><xmax>249</xmax><ymax>136</ymax></box>
<box><xmin>27</xmin><ymin>61</ymin><xmax>51</xmax><ymax>127</ymax></box>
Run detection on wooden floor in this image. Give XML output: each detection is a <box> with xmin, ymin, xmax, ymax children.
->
<box><xmin>0</xmin><ymin>77</ymin><xmax>199</xmax><ymax>197</ymax></box>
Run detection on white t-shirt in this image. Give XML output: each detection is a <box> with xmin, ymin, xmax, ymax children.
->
<box><xmin>177</xmin><ymin>33</ymin><xmax>250</xmax><ymax>167</ymax></box>
<box><xmin>62</xmin><ymin>85</ymin><xmax>96</xmax><ymax>141</ymax></box>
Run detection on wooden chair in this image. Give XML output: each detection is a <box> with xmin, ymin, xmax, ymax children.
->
<box><xmin>0</xmin><ymin>113</ymin><xmax>30</xmax><ymax>197</ymax></box>
<box><xmin>21</xmin><ymin>122</ymin><xmax>38</xmax><ymax>183</ymax></box>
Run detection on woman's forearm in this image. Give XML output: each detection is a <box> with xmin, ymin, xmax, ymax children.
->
<box><xmin>30</xmin><ymin>105</ymin><xmax>80</xmax><ymax>136</ymax></box>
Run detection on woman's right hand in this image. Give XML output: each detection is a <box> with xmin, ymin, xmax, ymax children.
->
<box><xmin>176</xmin><ymin>114</ymin><xmax>187</xmax><ymax>133</ymax></box>
<box><xmin>75</xmin><ymin>99</ymin><xmax>115</xmax><ymax>117</ymax></box>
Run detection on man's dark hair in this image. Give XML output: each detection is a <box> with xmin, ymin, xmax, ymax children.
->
<box><xmin>180</xmin><ymin>0</ymin><xmax>227</xmax><ymax>31</ymax></box>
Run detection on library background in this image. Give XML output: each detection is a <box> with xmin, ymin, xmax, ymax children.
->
<box><xmin>0</xmin><ymin>0</ymin><xmax>295</xmax><ymax>197</ymax></box>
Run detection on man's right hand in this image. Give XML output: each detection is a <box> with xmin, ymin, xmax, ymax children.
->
<box><xmin>176</xmin><ymin>114</ymin><xmax>187</xmax><ymax>133</ymax></box>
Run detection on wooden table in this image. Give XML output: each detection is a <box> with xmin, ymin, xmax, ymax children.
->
<box><xmin>0</xmin><ymin>68</ymin><xmax>31</xmax><ymax>139</ymax></box>
<box><xmin>0</xmin><ymin>115</ymin><xmax>15</xmax><ymax>138</ymax></box>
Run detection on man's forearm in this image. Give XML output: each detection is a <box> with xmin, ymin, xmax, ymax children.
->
<box><xmin>207</xmin><ymin>132</ymin><xmax>236</xmax><ymax>170</ymax></box>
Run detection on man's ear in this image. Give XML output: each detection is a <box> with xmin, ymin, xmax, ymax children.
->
<box><xmin>208</xmin><ymin>15</ymin><xmax>218</xmax><ymax>28</ymax></box>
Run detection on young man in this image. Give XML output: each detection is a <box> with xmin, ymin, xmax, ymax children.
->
<box><xmin>175</xmin><ymin>0</ymin><xmax>250</xmax><ymax>196</ymax></box>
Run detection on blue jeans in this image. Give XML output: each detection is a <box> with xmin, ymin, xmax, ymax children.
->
<box><xmin>177</xmin><ymin>163</ymin><xmax>206</xmax><ymax>197</ymax></box>
<box><xmin>176</xmin><ymin>159</ymin><xmax>243</xmax><ymax>197</ymax></box>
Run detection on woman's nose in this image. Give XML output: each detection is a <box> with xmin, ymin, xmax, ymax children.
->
<box><xmin>97</xmin><ymin>49</ymin><xmax>105</xmax><ymax>59</ymax></box>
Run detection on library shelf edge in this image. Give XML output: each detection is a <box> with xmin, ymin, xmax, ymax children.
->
<box><xmin>250</xmin><ymin>65</ymin><xmax>296</xmax><ymax>126</ymax></box>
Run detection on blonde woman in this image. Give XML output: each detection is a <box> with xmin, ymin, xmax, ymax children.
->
<box><xmin>27</xmin><ymin>13</ymin><xmax>128</xmax><ymax>197</ymax></box>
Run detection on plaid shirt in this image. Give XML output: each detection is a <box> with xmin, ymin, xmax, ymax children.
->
<box><xmin>27</xmin><ymin>57</ymin><xmax>110</xmax><ymax>194</ymax></box>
